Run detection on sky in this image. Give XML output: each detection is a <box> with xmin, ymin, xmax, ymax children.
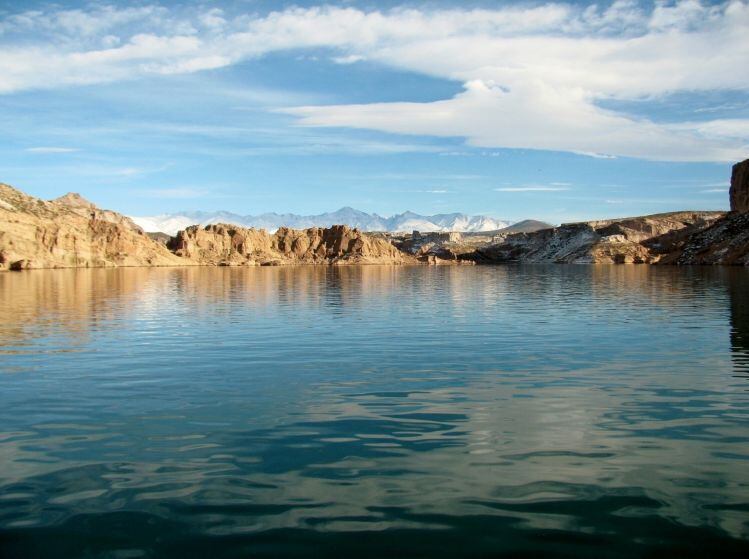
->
<box><xmin>0</xmin><ymin>0</ymin><xmax>748</xmax><ymax>223</ymax></box>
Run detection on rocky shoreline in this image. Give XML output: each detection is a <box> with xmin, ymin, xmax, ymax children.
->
<box><xmin>2</xmin><ymin>158</ymin><xmax>748</xmax><ymax>271</ymax></box>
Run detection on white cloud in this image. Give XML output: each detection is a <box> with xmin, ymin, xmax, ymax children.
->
<box><xmin>495</xmin><ymin>186</ymin><xmax>571</xmax><ymax>192</ymax></box>
<box><xmin>332</xmin><ymin>54</ymin><xmax>365</xmax><ymax>64</ymax></box>
<box><xmin>25</xmin><ymin>146</ymin><xmax>79</xmax><ymax>153</ymax></box>
<box><xmin>1</xmin><ymin>2</ymin><xmax>748</xmax><ymax>161</ymax></box>
<box><xmin>199</xmin><ymin>8</ymin><xmax>226</xmax><ymax>31</ymax></box>
<box><xmin>287</xmin><ymin>78</ymin><xmax>745</xmax><ymax>161</ymax></box>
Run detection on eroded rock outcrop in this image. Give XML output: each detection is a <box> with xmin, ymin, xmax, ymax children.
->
<box><xmin>474</xmin><ymin>212</ymin><xmax>725</xmax><ymax>264</ymax></box>
<box><xmin>730</xmin><ymin>158</ymin><xmax>749</xmax><ymax>213</ymax></box>
<box><xmin>169</xmin><ymin>223</ymin><xmax>412</xmax><ymax>266</ymax></box>
<box><xmin>0</xmin><ymin>183</ymin><xmax>188</xmax><ymax>270</ymax></box>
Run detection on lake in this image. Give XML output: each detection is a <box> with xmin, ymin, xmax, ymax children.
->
<box><xmin>1</xmin><ymin>265</ymin><xmax>748</xmax><ymax>557</ymax></box>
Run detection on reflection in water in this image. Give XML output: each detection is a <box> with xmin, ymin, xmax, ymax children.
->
<box><xmin>728</xmin><ymin>268</ymin><xmax>749</xmax><ymax>378</ymax></box>
<box><xmin>0</xmin><ymin>265</ymin><xmax>748</xmax><ymax>558</ymax></box>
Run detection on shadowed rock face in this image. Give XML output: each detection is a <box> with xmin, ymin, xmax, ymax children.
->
<box><xmin>730</xmin><ymin>159</ymin><xmax>749</xmax><ymax>213</ymax></box>
<box><xmin>669</xmin><ymin>212</ymin><xmax>749</xmax><ymax>265</ymax></box>
<box><xmin>0</xmin><ymin>183</ymin><xmax>188</xmax><ymax>271</ymax></box>
<box><xmin>169</xmin><ymin>223</ymin><xmax>412</xmax><ymax>266</ymax></box>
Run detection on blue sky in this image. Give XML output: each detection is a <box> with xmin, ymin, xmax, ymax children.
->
<box><xmin>1</xmin><ymin>0</ymin><xmax>747</xmax><ymax>223</ymax></box>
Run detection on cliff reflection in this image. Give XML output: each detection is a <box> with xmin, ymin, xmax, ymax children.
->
<box><xmin>0</xmin><ymin>266</ymin><xmax>503</xmax><ymax>350</ymax></box>
<box><xmin>727</xmin><ymin>268</ymin><xmax>749</xmax><ymax>378</ymax></box>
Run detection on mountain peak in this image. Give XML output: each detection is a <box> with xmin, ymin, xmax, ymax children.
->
<box><xmin>334</xmin><ymin>206</ymin><xmax>364</xmax><ymax>214</ymax></box>
<box><xmin>54</xmin><ymin>192</ymin><xmax>96</xmax><ymax>209</ymax></box>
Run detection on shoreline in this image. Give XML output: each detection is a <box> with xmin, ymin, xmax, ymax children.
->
<box><xmin>5</xmin><ymin>259</ymin><xmax>749</xmax><ymax>272</ymax></box>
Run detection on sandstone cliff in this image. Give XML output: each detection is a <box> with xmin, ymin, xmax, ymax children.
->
<box><xmin>474</xmin><ymin>212</ymin><xmax>725</xmax><ymax>264</ymax></box>
<box><xmin>169</xmin><ymin>223</ymin><xmax>412</xmax><ymax>266</ymax></box>
<box><xmin>0</xmin><ymin>183</ymin><xmax>188</xmax><ymax>270</ymax></box>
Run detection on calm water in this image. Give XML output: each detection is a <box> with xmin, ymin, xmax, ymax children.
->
<box><xmin>1</xmin><ymin>265</ymin><xmax>748</xmax><ymax>558</ymax></box>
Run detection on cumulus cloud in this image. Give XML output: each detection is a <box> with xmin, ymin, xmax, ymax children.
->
<box><xmin>1</xmin><ymin>1</ymin><xmax>748</xmax><ymax>161</ymax></box>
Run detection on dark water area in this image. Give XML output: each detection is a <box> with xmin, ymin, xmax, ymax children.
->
<box><xmin>0</xmin><ymin>265</ymin><xmax>748</xmax><ymax>558</ymax></box>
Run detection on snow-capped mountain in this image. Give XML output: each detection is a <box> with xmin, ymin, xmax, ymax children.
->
<box><xmin>131</xmin><ymin>207</ymin><xmax>511</xmax><ymax>235</ymax></box>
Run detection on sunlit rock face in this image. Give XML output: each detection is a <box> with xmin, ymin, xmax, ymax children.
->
<box><xmin>169</xmin><ymin>223</ymin><xmax>412</xmax><ymax>266</ymax></box>
<box><xmin>0</xmin><ymin>182</ymin><xmax>412</xmax><ymax>270</ymax></box>
<box><xmin>730</xmin><ymin>158</ymin><xmax>749</xmax><ymax>213</ymax></box>
<box><xmin>0</xmin><ymin>183</ymin><xmax>188</xmax><ymax>271</ymax></box>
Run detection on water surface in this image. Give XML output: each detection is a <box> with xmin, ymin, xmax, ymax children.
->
<box><xmin>1</xmin><ymin>265</ymin><xmax>748</xmax><ymax>557</ymax></box>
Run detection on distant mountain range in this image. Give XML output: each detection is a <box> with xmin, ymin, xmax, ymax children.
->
<box><xmin>131</xmin><ymin>207</ymin><xmax>513</xmax><ymax>235</ymax></box>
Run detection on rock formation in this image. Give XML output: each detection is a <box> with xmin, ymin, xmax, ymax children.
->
<box><xmin>473</xmin><ymin>212</ymin><xmax>725</xmax><ymax>264</ymax></box>
<box><xmin>0</xmin><ymin>183</ymin><xmax>188</xmax><ymax>271</ymax></box>
<box><xmin>0</xmin><ymin>182</ymin><xmax>415</xmax><ymax>270</ymax></box>
<box><xmin>730</xmin><ymin>158</ymin><xmax>749</xmax><ymax>213</ymax></box>
<box><xmin>169</xmin><ymin>223</ymin><xmax>412</xmax><ymax>266</ymax></box>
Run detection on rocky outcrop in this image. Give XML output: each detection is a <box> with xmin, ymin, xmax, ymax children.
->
<box><xmin>730</xmin><ymin>158</ymin><xmax>749</xmax><ymax>213</ymax></box>
<box><xmin>273</xmin><ymin>225</ymin><xmax>408</xmax><ymax>264</ymax></box>
<box><xmin>0</xmin><ymin>183</ymin><xmax>188</xmax><ymax>271</ymax></box>
<box><xmin>168</xmin><ymin>224</ymin><xmax>274</xmax><ymax>265</ymax></box>
<box><xmin>169</xmin><ymin>223</ymin><xmax>412</xmax><ymax>266</ymax></box>
<box><xmin>474</xmin><ymin>212</ymin><xmax>725</xmax><ymax>264</ymax></box>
